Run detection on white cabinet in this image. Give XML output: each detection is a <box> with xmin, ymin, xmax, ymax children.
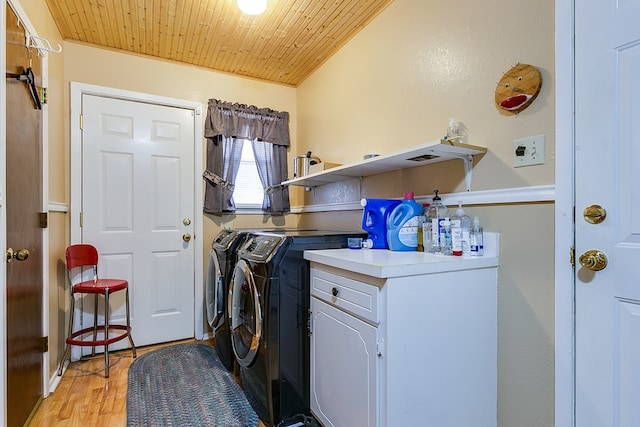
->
<box><xmin>310</xmin><ymin>269</ymin><xmax>381</xmax><ymax>427</ymax></box>
<box><xmin>306</xmin><ymin>233</ymin><xmax>499</xmax><ymax>427</ymax></box>
<box><xmin>311</xmin><ymin>296</ymin><xmax>378</xmax><ymax>426</ymax></box>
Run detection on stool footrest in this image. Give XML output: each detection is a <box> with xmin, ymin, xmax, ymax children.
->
<box><xmin>65</xmin><ymin>325</ymin><xmax>132</xmax><ymax>347</ymax></box>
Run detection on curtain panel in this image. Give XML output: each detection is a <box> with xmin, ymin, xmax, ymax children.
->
<box><xmin>204</xmin><ymin>99</ymin><xmax>290</xmax><ymax>147</ymax></box>
<box><xmin>203</xmin><ymin>99</ymin><xmax>290</xmax><ymax>214</ymax></box>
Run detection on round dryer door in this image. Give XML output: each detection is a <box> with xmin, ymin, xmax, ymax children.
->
<box><xmin>205</xmin><ymin>249</ymin><xmax>224</xmax><ymax>329</ymax></box>
<box><xmin>230</xmin><ymin>259</ymin><xmax>262</xmax><ymax>368</ymax></box>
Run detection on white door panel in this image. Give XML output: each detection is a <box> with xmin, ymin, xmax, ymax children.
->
<box><xmin>81</xmin><ymin>94</ymin><xmax>195</xmax><ymax>348</ymax></box>
<box><xmin>575</xmin><ymin>0</ymin><xmax>640</xmax><ymax>424</ymax></box>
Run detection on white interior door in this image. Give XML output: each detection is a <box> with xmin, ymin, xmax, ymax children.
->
<box><xmin>81</xmin><ymin>94</ymin><xmax>196</xmax><ymax>347</ymax></box>
<box><xmin>575</xmin><ymin>0</ymin><xmax>640</xmax><ymax>425</ymax></box>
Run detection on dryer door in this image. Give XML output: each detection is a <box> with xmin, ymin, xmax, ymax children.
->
<box><xmin>205</xmin><ymin>249</ymin><xmax>224</xmax><ymax>329</ymax></box>
<box><xmin>230</xmin><ymin>259</ymin><xmax>262</xmax><ymax>367</ymax></box>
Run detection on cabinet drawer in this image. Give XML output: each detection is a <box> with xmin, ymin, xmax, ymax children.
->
<box><xmin>311</xmin><ymin>267</ymin><xmax>379</xmax><ymax>324</ymax></box>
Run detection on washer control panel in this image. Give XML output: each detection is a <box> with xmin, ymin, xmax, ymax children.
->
<box><xmin>238</xmin><ymin>234</ymin><xmax>285</xmax><ymax>262</ymax></box>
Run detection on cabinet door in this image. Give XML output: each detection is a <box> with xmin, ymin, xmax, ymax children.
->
<box><xmin>310</xmin><ymin>297</ymin><xmax>378</xmax><ymax>427</ymax></box>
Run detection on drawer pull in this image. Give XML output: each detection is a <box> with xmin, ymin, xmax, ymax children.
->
<box><xmin>332</xmin><ymin>287</ymin><xmax>339</xmax><ymax>297</ymax></box>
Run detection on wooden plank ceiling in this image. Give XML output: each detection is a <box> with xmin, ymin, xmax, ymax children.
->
<box><xmin>44</xmin><ymin>0</ymin><xmax>394</xmax><ymax>87</ymax></box>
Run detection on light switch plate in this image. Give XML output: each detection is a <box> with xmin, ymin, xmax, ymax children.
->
<box><xmin>514</xmin><ymin>134</ymin><xmax>545</xmax><ymax>167</ymax></box>
<box><xmin>221</xmin><ymin>221</ymin><xmax>234</xmax><ymax>230</ymax></box>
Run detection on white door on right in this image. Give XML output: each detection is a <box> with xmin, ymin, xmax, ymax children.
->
<box><xmin>575</xmin><ymin>0</ymin><xmax>640</xmax><ymax>425</ymax></box>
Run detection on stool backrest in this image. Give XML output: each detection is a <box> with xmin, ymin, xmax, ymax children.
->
<box><xmin>65</xmin><ymin>244</ymin><xmax>100</xmax><ymax>285</ymax></box>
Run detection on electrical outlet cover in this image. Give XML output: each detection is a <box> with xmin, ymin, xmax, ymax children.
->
<box><xmin>513</xmin><ymin>134</ymin><xmax>545</xmax><ymax>167</ymax></box>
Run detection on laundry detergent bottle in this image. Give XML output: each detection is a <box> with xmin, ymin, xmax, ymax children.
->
<box><xmin>361</xmin><ymin>198</ymin><xmax>402</xmax><ymax>249</ymax></box>
<box><xmin>386</xmin><ymin>192</ymin><xmax>422</xmax><ymax>251</ymax></box>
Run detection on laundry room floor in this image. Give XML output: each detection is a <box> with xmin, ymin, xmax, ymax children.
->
<box><xmin>29</xmin><ymin>339</ymin><xmax>268</xmax><ymax>427</ymax></box>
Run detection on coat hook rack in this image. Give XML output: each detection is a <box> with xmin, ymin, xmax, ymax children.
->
<box><xmin>26</xmin><ymin>34</ymin><xmax>62</xmax><ymax>54</ymax></box>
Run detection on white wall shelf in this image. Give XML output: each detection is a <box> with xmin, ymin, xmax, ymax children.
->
<box><xmin>282</xmin><ymin>139</ymin><xmax>487</xmax><ymax>191</ymax></box>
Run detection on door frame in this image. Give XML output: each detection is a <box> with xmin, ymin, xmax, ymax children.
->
<box><xmin>555</xmin><ymin>0</ymin><xmax>576</xmax><ymax>426</ymax></box>
<box><xmin>1</xmin><ymin>0</ymin><xmax>51</xmax><ymax>421</ymax></box>
<box><xmin>69</xmin><ymin>82</ymin><xmax>205</xmax><ymax>347</ymax></box>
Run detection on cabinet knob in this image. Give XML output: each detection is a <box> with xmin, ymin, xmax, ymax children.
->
<box><xmin>331</xmin><ymin>287</ymin><xmax>339</xmax><ymax>297</ymax></box>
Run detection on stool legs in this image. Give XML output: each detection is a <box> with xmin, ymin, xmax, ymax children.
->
<box><xmin>57</xmin><ymin>289</ymin><xmax>136</xmax><ymax>378</ymax></box>
<box><xmin>92</xmin><ymin>294</ymin><xmax>98</xmax><ymax>358</ymax></box>
<box><xmin>126</xmin><ymin>288</ymin><xmax>137</xmax><ymax>357</ymax></box>
<box><xmin>104</xmin><ymin>289</ymin><xmax>110</xmax><ymax>378</ymax></box>
<box><xmin>57</xmin><ymin>293</ymin><xmax>75</xmax><ymax>376</ymax></box>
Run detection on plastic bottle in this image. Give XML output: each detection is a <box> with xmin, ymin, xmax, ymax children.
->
<box><xmin>386</xmin><ymin>192</ymin><xmax>422</xmax><ymax>251</ymax></box>
<box><xmin>426</xmin><ymin>190</ymin><xmax>449</xmax><ymax>254</ymax></box>
<box><xmin>470</xmin><ymin>216</ymin><xmax>484</xmax><ymax>256</ymax></box>
<box><xmin>441</xmin><ymin>218</ymin><xmax>452</xmax><ymax>255</ymax></box>
<box><xmin>417</xmin><ymin>203</ymin><xmax>429</xmax><ymax>252</ymax></box>
<box><xmin>361</xmin><ymin>198</ymin><xmax>402</xmax><ymax>249</ymax></box>
<box><xmin>450</xmin><ymin>219</ymin><xmax>463</xmax><ymax>256</ymax></box>
<box><xmin>450</xmin><ymin>201</ymin><xmax>471</xmax><ymax>256</ymax></box>
<box><xmin>446</xmin><ymin>118</ymin><xmax>460</xmax><ymax>141</ymax></box>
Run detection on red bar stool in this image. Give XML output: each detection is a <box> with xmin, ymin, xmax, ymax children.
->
<box><xmin>57</xmin><ymin>244</ymin><xmax>136</xmax><ymax>378</ymax></box>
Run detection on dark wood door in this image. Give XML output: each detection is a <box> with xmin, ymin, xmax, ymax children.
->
<box><xmin>5</xmin><ymin>3</ymin><xmax>44</xmax><ymax>426</ymax></box>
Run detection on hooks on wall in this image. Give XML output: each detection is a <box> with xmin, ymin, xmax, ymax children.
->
<box><xmin>26</xmin><ymin>34</ymin><xmax>62</xmax><ymax>54</ymax></box>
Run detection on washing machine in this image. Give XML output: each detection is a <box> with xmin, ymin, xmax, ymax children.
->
<box><xmin>229</xmin><ymin>230</ymin><xmax>365</xmax><ymax>426</ymax></box>
<box><xmin>205</xmin><ymin>229</ymin><xmax>251</xmax><ymax>371</ymax></box>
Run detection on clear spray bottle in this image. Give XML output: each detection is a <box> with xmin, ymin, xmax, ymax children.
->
<box><xmin>470</xmin><ymin>216</ymin><xmax>484</xmax><ymax>256</ymax></box>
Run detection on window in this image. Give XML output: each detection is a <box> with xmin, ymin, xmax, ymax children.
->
<box><xmin>203</xmin><ymin>99</ymin><xmax>290</xmax><ymax>214</ymax></box>
<box><xmin>232</xmin><ymin>140</ymin><xmax>263</xmax><ymax>209</ymax></box>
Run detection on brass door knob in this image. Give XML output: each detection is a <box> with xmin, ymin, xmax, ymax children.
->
<box><xmin>182</xmin><ymin>233</ymin><xmax>192</xmax><ymax>242</ymax></box>
<box><xmin>6</xmin><ymin>248</ymin><xmax>30</xmax><ymax>263</ymax></box>
<box><xmin>579</xmin><ymin>250</ymin><xmax>607</xmax><ymax>271</ymax></box>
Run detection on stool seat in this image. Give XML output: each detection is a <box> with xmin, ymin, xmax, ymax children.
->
<box><xmin>57</xmin><ymin>244</ymin><xmax>136</xmax><ymax>378</ymax></box>
<box><xmin>73</xmin><ymin>278</ymin><xmax>128</xmax><ymax>294</ymax></box>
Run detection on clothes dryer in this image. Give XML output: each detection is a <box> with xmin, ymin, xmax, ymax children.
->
<box><xmin>229</xmin><ymin>230</ymin><xmax>365</xmax><ymax>426</ymax></box>
<box><xmin>205</xmin><ymin>229</ymin><xmax>250</xmax><ymax>371</ymax></box>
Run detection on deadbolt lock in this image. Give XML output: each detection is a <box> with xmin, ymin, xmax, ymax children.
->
<box><xmin>583</xmin><ymin>205</ymin><xmax>606</xmax><ymax>224</ymax></box>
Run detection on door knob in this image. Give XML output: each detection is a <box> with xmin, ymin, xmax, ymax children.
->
<box><xmin>182</xmin><ymin>233</ymin><xmax>192</xmax><ymax>242</ymax></box>
<box><xmin>579</xmin><ymin>249</ymin><xmax>607</xmax><ymax>271</ymax></box>
<box><xmin>6</xmin><ymin>248</ymin><xmax>30</xmax><ymax>263</ymax></box>
<box><xmin>583</xmin><ymin>205</ymin><xmax>606</xmax><ymax>224</ymax></box>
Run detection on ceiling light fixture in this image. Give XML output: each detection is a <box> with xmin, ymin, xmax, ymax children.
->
<box><xmin>237</xmin><ymin>0</ymin><xmax>267</xmax><ymax>15</ymax></box>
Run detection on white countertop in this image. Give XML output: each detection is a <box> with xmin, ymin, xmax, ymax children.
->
<box><xmin>304</xmin><ymin>232</ymin><xmax>499</xmax><ymax>278</ymax></box>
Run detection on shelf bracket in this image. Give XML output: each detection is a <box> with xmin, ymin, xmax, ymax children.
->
<box><xmin>463</xmin><ymin>154</ymin><xmax>473</xmax><ymax>191</ymax></box>
<box><xmin>449</xmin><ymin>154</ymin><xmax>474</xmax><ymax>191</ymax></box>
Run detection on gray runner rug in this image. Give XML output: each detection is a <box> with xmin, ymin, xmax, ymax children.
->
<box><xmin>127</xmin><ymin>343</ymin><xmax>259</xmax><ymax>427</ymax></box>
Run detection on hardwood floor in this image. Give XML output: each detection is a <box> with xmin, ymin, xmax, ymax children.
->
<box><xmin>28</xmin><ymin>339</ymin><xmax>267</xmax><ymax>427</ymax></box>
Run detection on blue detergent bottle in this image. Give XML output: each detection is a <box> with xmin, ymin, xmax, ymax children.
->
<box><xmin>386</xmin><ymin>192</ymin><xmax>422</xmax><ymax>251</ymax></box>
<box><xmin>361</xmin><ymin>198</ymin><xmax>402</xmax><ymax>249</ymax></box>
